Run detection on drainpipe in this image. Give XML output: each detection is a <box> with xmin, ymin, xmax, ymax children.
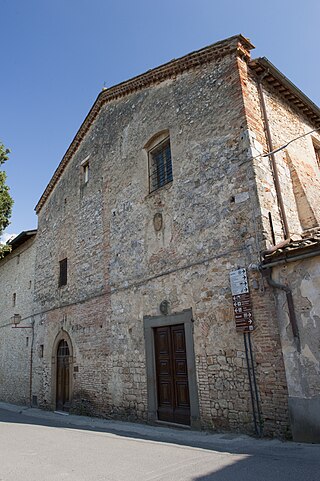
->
<box><xmin>264</xmin><ymin>268</ymin><xmax>300</xmax><ymax>351</ymax></box>
<box><xmin>261</xmin><ymin>248</ymin><xmax>320</xmax><ymax>352</ymax></box>
<box><xmin>257</xmin><ymin>75</ymin><xmax>290</xmax><ymax>240</ymax></box>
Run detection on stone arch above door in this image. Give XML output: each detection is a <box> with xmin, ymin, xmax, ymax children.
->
<box><xmin>51</xmin><ymin>329</ymin><xmax>74</xmax><ymax>411</ymax></box>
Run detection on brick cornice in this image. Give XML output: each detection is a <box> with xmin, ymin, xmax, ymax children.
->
<box><xmin>35</xmin><ymin>34</ymin><xmax>254</xmax><ymax>213</ymax></box>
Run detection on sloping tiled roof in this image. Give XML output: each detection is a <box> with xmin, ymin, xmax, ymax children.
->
<box><xmin>35</xmin><ymin>34</ymin><xmax>254</xmax><ymax>214</ymax></box>
<box><xmin>35</xmin><ymin>36</ymin><xmax>320</xmax><ymax>215</ymax></box>
<box><xmin>8</xmin><ymin>230</ymin><xmax>37</xmax><ymax>250</ymax></box>
<box><xmin>262</xmin><ymin>229</ymin><xmax>320</xmax><ymax>265</ymax></box>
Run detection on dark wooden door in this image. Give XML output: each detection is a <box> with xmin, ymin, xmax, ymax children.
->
<box><xmin>154</xmin><ymin>324</ymin><xmax>190</xmax><ymax>425</ymax></box>
<box><xmin>56</xmin><ymin>340</ymin><xmax>70</xmax><ymax>412</ymax></box>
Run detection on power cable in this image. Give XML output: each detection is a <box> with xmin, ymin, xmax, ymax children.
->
<box><xmin>253</xmin><ymin>127</ymin><xmax>320</xmax><ymax>160</ymax></box>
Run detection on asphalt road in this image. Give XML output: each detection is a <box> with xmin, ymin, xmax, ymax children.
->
<box><xmin>0</xmin><ymin>404</ymin><xmax>319</xmax><ymax>481</ymax></box>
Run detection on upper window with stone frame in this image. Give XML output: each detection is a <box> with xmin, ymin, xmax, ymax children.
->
<box><xmin>147</xmin><ymin>132</ymin><xmax>173</xmax><ymax>193</ymax></box>
<box><xmin>81</xmin><ymin>156</ymin><xmax>90</xmax><ymax>185</ymax></box>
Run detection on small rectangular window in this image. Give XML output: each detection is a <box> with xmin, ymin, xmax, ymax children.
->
<box><xmin>59</xmin><ymin>258</ymin><xmax>68</xmax><ymax>287</ymax></box>
<box><xmin>81</xmin><ymin>156</ymin><xmax>90</xmax><ymax>185</ymax></box>
<box><xmin>12</xmin><ymin>293</ymin><xmax>16</xmax><ymax>307</ymax></box>
<box><xmin>149</xmin><ymin>138</ymin><xmax>173</xmax><ymax>193</ymax></box>
<box><xmin>83</xmin><ymin>163</ymin><xmax>89</xmax><ymax>183</ymax></box>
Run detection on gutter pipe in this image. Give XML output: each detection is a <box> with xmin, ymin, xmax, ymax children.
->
<box><xmin>261</xmin><ymin>247</ymin><xmax>320</xmax><ymax>353</ymax></box>
<box><xmin>257</xmin><ymin>76</ymin><xmax>290</xmax><ymax>240</ymax></box>
<box><xmin>261</xmin><ymin>248</ymin><xmax>320</xmax><ymax>269</ymax></box>
<box><xmin>264</xmin><ymin>269</ymin><xmax>300</xmax><ymax>350</ymax></box>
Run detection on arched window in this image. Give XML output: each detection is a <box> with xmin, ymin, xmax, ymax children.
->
<box><xmin>57</xmin><ymin>339</ymin><xmax>70</xmax><ymax>358</ymax></box>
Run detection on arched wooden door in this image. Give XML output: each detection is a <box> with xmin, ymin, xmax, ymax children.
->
<box><xmin>56</xmin><ymin>340</ymin><xmax>71</xmax><ymax>412</ymax></box>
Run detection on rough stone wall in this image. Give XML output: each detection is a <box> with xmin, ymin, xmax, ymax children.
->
<box><xmin>32</xmin><ymin>122</ymin><xmax>111</xmax><ymax>414</ymax></box>
<box><xmin>0</xmin><ymin>237</ymin><xmax>36</xmax><ymax>404</ymax></box>
<box><xmin>272</xmin><ymin>258</ymin><xmax>320</xmax><ymax>441</ymax></box>
<box><xmin>106</xmin><ymin>54</ymin><xmax>255</xmax><ymax>430</ymax></box>
<box><xmin>238</xmin><ymin>58</ymin><xmax>320</xmax><ymax>245</ymax></box>
<box><xmin>30</xmin><ymin>49</ymin><xmax>291</xmax><ymax>437</ymax></box>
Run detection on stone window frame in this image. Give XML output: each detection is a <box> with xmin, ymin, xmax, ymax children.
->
<box><xmin>143</xmin><ymin>308</ymin><xmax>200</xmax><ymax>428</ymax></box>
<box><xmin>80</xmin><ymin>155</ymin><xmax>90</xmax><ymax>185</ymax></box>
<box><xmin>145</xmin><ymin>131</ymin><xmax>173</xmax><ymax>193</ymax></box>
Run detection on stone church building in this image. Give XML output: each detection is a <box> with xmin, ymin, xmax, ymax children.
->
<box><xmin>1</xmin><ymin>35</ymin><xmax>320</xmax><ymax>442</ymax></box>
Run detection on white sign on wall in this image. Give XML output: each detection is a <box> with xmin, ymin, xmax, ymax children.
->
<box><xmin>229</xmin><ymin>268</ymin><xmax>249</xmax><ymax>296</ymax></box>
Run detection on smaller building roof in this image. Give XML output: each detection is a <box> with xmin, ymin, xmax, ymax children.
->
<box><xmin>262</xmin><ymin>229</ymin><xmax>320</xmax><ymax>266</ymax></box>
<box><xmin>7</xmin><ymin>230</ymin><xmax>37</xmax><ymax>250</ymax></box>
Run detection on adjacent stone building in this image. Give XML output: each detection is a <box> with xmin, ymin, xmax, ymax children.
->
<box><xmin>0</xmin><ymin>231</ymin><xmax>37</xmax><ymax>405</ymax></box>
<box><xmin>262</xmin><ymin>232</ymin><xmax>320</xmax><ymax>442</ymax></box>
<box><xmin>1</xmin><ymin>34</ymin><xmax>320</xmax><ymax>441</ymax></box>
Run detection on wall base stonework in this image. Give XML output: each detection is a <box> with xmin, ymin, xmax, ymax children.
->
<box><xmin>288</xmin><ymin>396</ymin><xmax>320</xmax><ymax>443</ymax></box>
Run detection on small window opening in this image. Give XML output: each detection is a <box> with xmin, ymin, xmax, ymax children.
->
<box><xmin>26</xmin><ymin>337</ymin><xmax>29</xmax><ymax>347</ymax></box>
<box><xmin>83</xmin><ymin>163</ymin><xmax>89</xmax><ymax>183</ymax></box>
<box><xmin>149</xmin><ymin>137</ymin><xmax>173</xmax><ymax>193</ymax></box>
<box><xmin>17</xmin><ymin>254</ymin><xmax>20</xmax><ymax>265</ymax></box>
<box><xmin>80</xmin><ymin>158</ymin><xmax>90</xmax><ymax>185</ymax></box>
<box><xmin>40</xmin><ymin>345</ymin><xmax>44</xmax><ymax>358</ymax></box>
<box><xmin>59</xmin><ymin>258</ymin><xmax>68</xmax><ymax>287</ymax></box>
<box><xmin>28</xmin><ymin>280</ymin><xmax>32</xmax><ymax>289</ymax></box>
<box><xmin>12</xmin><ymin>293</ymin><xmax>16</xmax><ymax>307</ymax></box>
<box><xmin>313</xmin><ymin>142</ymin><xmax>320</xmax><ymax>169</ymax></box>
<box><xmin>80</xmin><ymin>156</ymin><xmax>90</xmax><ymax>185</ymax></box>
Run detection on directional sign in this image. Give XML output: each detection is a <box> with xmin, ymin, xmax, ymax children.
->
<box><xmin>232</xmin><ymin>293</ymin><xmax>255</xmax><ymax>332</ymax></box>
<box><xmin>229</xmin><ymin>268</ymin><xmax>249</xmax><ymax>296</ymax></box>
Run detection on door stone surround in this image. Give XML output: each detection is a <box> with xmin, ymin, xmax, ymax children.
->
<box><xmin>143</xmin><ymin>309</ymin><xmax>200</xmax><ymax>428</ymax></box>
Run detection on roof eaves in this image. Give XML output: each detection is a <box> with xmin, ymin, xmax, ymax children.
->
<box><xmin>262</xmin><ymin>231</ymin><xmax>320</xmax><ymax>265</ymax></box>
<box><xmin>249</xmin><ymin>57</ymin><xmax>320</xmax><ymax>127</ymax></box>
<box><xmin>8</xmin><ymin>229</ymin><xmax>37</xmax><ymax>249</ymax></box>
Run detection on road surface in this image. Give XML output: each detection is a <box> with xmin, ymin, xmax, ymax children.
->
<box><xmin>0</xmin><ymin>403</ymin><xmax>319</xmax><ymax>481</ymax></box>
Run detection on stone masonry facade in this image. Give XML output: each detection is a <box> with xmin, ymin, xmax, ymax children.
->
<box><xmin>1</xmin><ymin>35</ymin><xmax>320</xmax><ymax>440</ymax></box>
<box><xmin>0</xmin><ymin>233</ymin><xmax>36</xmax><ymax>405</ymax></box>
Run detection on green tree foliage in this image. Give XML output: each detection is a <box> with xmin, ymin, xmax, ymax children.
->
<box><xmin>0</xmin><ymin>142</ymin><xmax>14</xmax><ymax>257</ymax></box>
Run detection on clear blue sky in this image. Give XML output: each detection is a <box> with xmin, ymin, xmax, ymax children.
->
<box><xmin>1</xmin><ymin>0</ymin><xmax>319</xmax><ymax>240</ymax></box>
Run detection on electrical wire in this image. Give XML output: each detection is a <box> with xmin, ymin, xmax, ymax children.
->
<box><xmin>253</xmin><ymin>127</ymin><xmax>320</xmax><ymax>160</ymax></box>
